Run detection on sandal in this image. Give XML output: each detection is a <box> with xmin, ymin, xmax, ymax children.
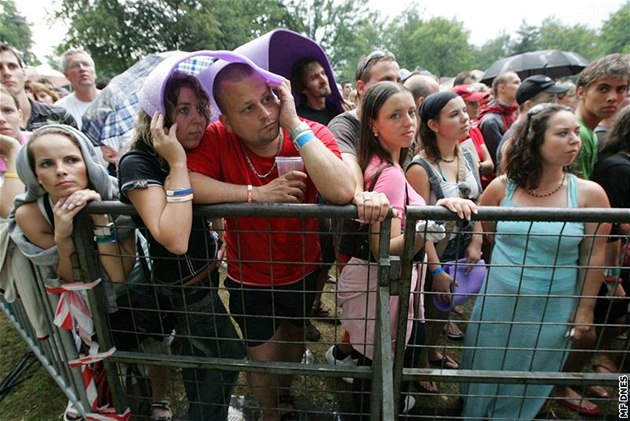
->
<box><xmin>151</xmin><ymin>400</ymin><xmax>172</xmax><ymax>421</ymax></box>
<box><xmin>554</xmin><ymin>387</ymin><xmax>600</xmax><ymax>417</ymax></box>
<box><xmin>312</xmin><ymin>302</ymin><xmax>340</xmax><ymax>325</ymax></box>
<box><xmin>584</xmin><ymin>385</ymin><xmax>611</xmax><ymax>399</ymax></box>
<box><xmin>451</xmin><ymin>304</ymin><xmax>464</xmax><ymax>316</ymax></box>
<box><xmin>592</xmin><ymin>354</ymin><xmax>618</xmax><ymax>374</ymax></box>
<box><xmin>311</xmin><ymin>302</ymin><xmax>331</xmax><ymax>318</ymax></box>
<box><xmin>445</xmin><ymin>322</ymin><xmax>465</xmax><ymax>340</ymax></box>
<box><xmin>278</xmin><ymin>395</ymin><xmax>300</xmax><ymax>421</ymax></box>
<box><xmin>428</xmin><ymin>352</ymin><xmax>460</xmax><ymax>370</ymax></box>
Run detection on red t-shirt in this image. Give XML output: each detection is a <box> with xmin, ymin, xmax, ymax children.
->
<box><xmin>186</xmin><ymin>119</ymin><xmax>342</xmax><ymax>287</ymax></box>
<box><xmin>458</xmin><ymin>126</ymin><xmax>486</xmax><ymax>160</ymax></box>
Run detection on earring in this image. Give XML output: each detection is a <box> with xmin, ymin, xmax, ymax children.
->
<box><xmin>373</xmin><ymin>131</ymin><xmax>378</xmax><ymax>138</ymax></box>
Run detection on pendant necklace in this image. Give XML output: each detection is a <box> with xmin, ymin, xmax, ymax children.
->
<box><xmin>241</xmin><ymin>130</ymin><xmax>283</xmax><ymax>179</ymax></box>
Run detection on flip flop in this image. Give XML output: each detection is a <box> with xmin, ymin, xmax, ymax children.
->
<box><xmin>584</xmin><ymin>385</ymin><xmax>611</xmax><ymax>399</ymax></box>
<box><xmin>429</xmin><ymin>353</ymin><xmax>460</xmax><ymax>370</ymax></box>
<box><xmin>556</xmin><ymin>397</ymin><xmax>600</xmax><ymax>417</ymax></box>
<box><xmin>446</xmin><ymin>322</ymin><xmax>465</xmax><ymax>340</ymax></box>
<box><xmin>592</xmin><ymin>358</ymin><xmax>618</xmax><ymax>375</ymax></box>
<box><xmin>451</xmin><ymin>305</ymin><xmax>464</xmax><ymax>316</ymax></box>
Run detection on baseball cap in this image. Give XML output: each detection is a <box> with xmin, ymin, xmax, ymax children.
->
<box><xmin>516</xmin><ymin>75</ymin><xmax>569</xmax><ymax>105</ymax></box>
<box><xmin>452</xmin><ymin>84</ymin><xmax>488</xmax><ymax>102</ymax></box>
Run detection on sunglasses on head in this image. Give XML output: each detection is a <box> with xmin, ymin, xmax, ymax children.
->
<box><xmin>357</xmin><ymin>50</ymin><xmax>396</xmax><ymax>80</ymax></box>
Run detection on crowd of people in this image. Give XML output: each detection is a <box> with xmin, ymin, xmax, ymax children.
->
<box><xmin>0</xmin><ymin>31</ymin><xmax>629</xmax><ymax>421</ymax></box>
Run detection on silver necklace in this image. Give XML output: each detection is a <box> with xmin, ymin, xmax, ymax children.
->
<box><xmin>241</xmin><ymin>130</ymin><xmax>283</xmax><ymax>179</ymax></box>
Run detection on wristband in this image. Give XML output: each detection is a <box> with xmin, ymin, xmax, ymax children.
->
<box><xmin>3</xmin><ymin>172</ymin><xmax>19</xmax><ymax>179</ymax></box>
<box><xmin>293</xmin><ymin>130</ymin><xmax>315</xmax><ymax>151</ymax></box>
<box><xmin>431</xmin><ymin>266</ymin><xmax>445</xmax><ymax>276</ymax></box>
<box><xmin>166</xmin><ymin>193</ymin><xmax>193</xmax><ymax>203</ymax></box>
<box><xmin>166</xmin><ymin>187</ymin><xmax>193</xmax><ymax>197</ymax></box>
<box><xmin>95</xmin><ymin>232</ymin><xmax>118</xmax><ymax>244</ymax></box>
<box><xmin>289</xmin><ymin>122</ymin><xmax>310</xmax><ymax>141</ymax></box>
<box><xmin>246</xmin><ymin>184</ymin><xmax>253</xmax><ymax>203</ymax></box>
<box><xmin>604</xmin><ymin>276</ymin><xmax>622</xmax><ymax>284</ymax></box>
<box><xmin>94</xmin><ymin>222</ymin><xmax>114</xmax><ymax>237</ymax></box>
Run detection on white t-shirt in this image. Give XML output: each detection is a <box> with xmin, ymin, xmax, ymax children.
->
<box><xmin>55</xmin><ymin>93</ymin><xmax>94</xmax><ymax>129</ymax></box>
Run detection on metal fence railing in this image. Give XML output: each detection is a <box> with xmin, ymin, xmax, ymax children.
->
<box><xmin>1</xmin><ymin>203</ymin><xmax>628</xmax><ymax>420</ymax></box>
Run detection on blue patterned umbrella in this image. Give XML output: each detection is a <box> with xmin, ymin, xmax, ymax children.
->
<box><xmin>82</xmin><ymin>52</ymin><xmax>216</xmax><ymax>148</ymax></box>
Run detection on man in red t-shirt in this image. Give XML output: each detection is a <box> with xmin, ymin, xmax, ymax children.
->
<box><xmin>187</xmin><ymin>62</ymin><xmax>360</xmax><ymax>420</ymax></box>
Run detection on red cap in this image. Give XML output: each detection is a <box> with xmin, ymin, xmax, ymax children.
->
<box><xmin>452</xmin><ymin>84</ymin><xmax>488</xmax><ymax>102</ymax></box>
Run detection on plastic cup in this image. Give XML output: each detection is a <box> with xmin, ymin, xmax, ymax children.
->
<box><xmin>275</xmin><ymin>156</ymin><xmax>304</xmax><ymax>175</ymax></box>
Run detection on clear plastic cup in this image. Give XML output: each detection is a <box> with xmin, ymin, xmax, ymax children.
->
<box><xmin>275</xmin><ymin>156</ymin><xmax>304</xmax><ymax>175</ymax></box>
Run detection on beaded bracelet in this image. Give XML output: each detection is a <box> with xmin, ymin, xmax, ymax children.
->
<box><xmin>166</xmin><ymin>187</ymin><xmax>193</xmax><ymax>197</ymax></box>
<box><xmin>166</xmin><ymin>193</ymin><xmax>193</xmax><ymax>203</ymax></box>
<box><xmin>3</xmin><ymin>172</ymin><xmax>19</xmax><ymax>179</ymax></box>
<box><xmin>293</xmin><ymin>130</ymin><xmax>315</xmax><ymax>151</ymax></box>
<box><xmin>431</xmin><ymin>266</ymin><xmax>445</xmax><ymax>276</ymax></box>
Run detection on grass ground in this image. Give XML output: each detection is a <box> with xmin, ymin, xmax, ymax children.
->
<box><xmin>0</xmin><ymin>311</ymin><xmax>66</xmax><ymax>420</ymax></box>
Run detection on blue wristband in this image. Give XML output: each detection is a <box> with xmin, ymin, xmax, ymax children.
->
<box><xmin>293</xmin><ymin>130</ymin><xmax>315</xmax><ymax>150</ymax></box>
<box><xmin>431</xmin><ymin>266</ymin><xmax>444</xmax><ymax>276</ymax></box>
<box><xmin>166</xmin><ymin>187</ymin><xmax>193</xmax><ymax>197</ymax></box>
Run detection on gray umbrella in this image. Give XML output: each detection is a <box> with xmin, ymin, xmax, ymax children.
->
<box><xmin>481</xmin><ymin>50</ymin><xmax>589</xmax><ymax>85</ymax></box>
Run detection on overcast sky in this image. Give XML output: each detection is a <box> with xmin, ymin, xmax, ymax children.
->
<box><xmin>16</xmin><ymin>0</ymin><xmax>627</xmax><ymax>63</ymax></box>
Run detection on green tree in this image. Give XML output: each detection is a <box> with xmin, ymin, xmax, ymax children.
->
<box><xmin>472</xmin><ymin>33</ymin><xmax>513</xmax><ymax>71</ymax></box>
<box><xmin>56</xmin><ymin>0</ymin><xmax>294</xmax><ymax>77</ymax></box>
<box><xmin>385</xmin><ymin>8</ymin><xmax>424</xmax><ymax>73</ymax></box>
<box><xmin>600</xmin><ymin>1</ymin><xmax>630</xmax><ymax>54</ymax></box>
<box><xmin>537</xmin><ymin>18</ymin><xmax>600</xmax><ymax>60</ymax></box>
<box><xmin>0</xmin><ymin>0</ymin><xmax>36</xmax><ymax>65</ymax></box>
<box><xmin>387</xmin><ymin>14</ymin><xmax>472</xmax><ymax>77</ymax></box>
<box><xmin>511</xmin><ymin>21</ymin><xmax>541</xmax><ymax>54</ymax></box>
<box><xmin>284</xmin><ymin>0</ymin><xmax>384</xmax><ymax>81</ymax></box>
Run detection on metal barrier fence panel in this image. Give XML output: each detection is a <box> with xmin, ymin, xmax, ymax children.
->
<box><xmin>1</xmin><ymin>203</ymin><xmax>628</xmax><ymax>420</ymax></box>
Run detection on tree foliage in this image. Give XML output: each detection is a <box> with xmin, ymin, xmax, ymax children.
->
<box><xmin>56</xmin><ymin>0</ymin><xmax>295</xmax><ymax>77</ymax></box>
<box><xmin>0</xmin><ymin>0</ymin><xmax>36</xmax><ymax>65</ymax></box>
<box><xmin>51</xmin><ymin>0</ymin><xmax>630</xmax><ymax>80</ymax></box>
<box><xmin>283</xmin><ymin>0</ymin><xmax>384</xmax><ymax>81</ymax></box>
<box><xmin>600</xmin><ymin>1</ymin><xmax>630</xmax><ymax>54</ymax></box>
<box><xmin>385</xmin><ymin>10</ymin><xmax>472</xmax><ymax>78</ymax></box>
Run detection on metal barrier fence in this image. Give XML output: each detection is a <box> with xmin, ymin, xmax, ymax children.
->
<box><xmin>1</xmin><ymin>203</ymin><xmax>629</xmax><ymax>420</ymax></box>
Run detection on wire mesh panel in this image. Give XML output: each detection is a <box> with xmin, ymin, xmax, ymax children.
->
<box><xmin>402</xmin><ymin>205</ymin><xmax>629</xmax><ymax>420</ymax></box>
<box><xmin>2</xmin><ymin>203</ymin><xmax>628</xmax><ymax>420</ymax></box>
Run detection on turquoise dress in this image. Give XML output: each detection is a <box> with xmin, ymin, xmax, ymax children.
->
<box><xmin>461</xmin><ymin>174</ymin><xmax>584</xmax><ymax>420</ymax></box>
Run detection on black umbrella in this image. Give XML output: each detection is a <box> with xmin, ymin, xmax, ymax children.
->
<box><xmin>481</xmin><ymin>50</ymin><xmax>589</xmax><ymax>85</ymax></box>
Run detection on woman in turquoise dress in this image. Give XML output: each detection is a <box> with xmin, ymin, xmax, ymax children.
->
<box><xmin>461</xmin><ymin>104</ymin><xmax>610</xmax><ymax>420</ymax></box>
